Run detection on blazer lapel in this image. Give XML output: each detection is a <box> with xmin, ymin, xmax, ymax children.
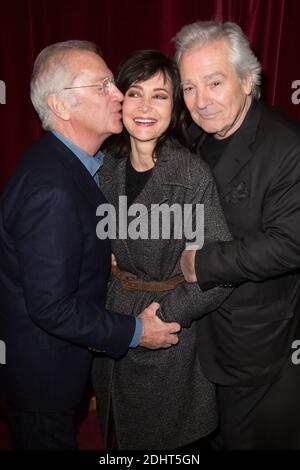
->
<box><xmin>48</xmin><ymin>133</ymin><xmax>104</xmax><ymax>206</ymax></box>
<box><xmin>205</xmin><ymin>100</ymin><xmax>262</xmax><ymax>197</ymax></box>
<box><xmin>213</xmin><ymin>134</ymin><xmax>253</xmax><ymax>197</ymax></box>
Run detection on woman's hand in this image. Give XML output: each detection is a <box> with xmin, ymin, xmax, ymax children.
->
<box><xmin>111</xmin><ymin>253</ymin><xmax>118</xmax><ymax>268</ymax></box>
<box><xmin>180</xmin><ymin>249</ymin><xmax>197</xmax><ymax>283</ymax></box>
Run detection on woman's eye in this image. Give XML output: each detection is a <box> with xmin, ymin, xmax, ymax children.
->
<box><xmin>153</xmin><ymin>94</ymin><xmax>168</xmax><ymax>100</ymax></box>
<box><xmin>127</xmin><ymin>91</ymin><xmax>140</xmax><ymax>98</ymax></box>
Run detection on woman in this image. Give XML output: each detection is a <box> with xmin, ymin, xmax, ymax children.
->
<box><xmin>92</xmin><ymin>50</ymin><xmax>232</xmax><ymax>450</ymax></box>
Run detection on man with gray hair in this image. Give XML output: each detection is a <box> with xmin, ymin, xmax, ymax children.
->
<box><xmin>176</xmin><ymin>21</ymin><xmax>300</xmax><ymax>449</ymax></box>
<box><xmin>0</xmin><ymin>40</ymin><xmax>180</xmax><ymax>449</ymax></box>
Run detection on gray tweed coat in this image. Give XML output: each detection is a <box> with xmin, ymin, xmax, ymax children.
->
<box><xmin>92</xmin><ymin>139</ymin><xmax>232</xmax><ymax>450</ymax></box>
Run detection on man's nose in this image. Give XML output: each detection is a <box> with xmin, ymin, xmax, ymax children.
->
<box><xmin>196</xmin><ymin>88</ymin><xmax>211</xmax><ymax>109</ymax></box>
<box><xmin>110</xmin><ymin>83</ymin><xmax>123</xmax><ymax>101</ymax></box>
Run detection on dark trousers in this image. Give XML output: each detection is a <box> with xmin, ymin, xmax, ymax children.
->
<box><xmin>7</xmin><ymin>405</ymin><xmax>76</xmax><ymax>450</ymax></box>
<box><xmin>214</xmin><ymin>359</ymin><xmax>300</xmax><ymax>449</ymax></box>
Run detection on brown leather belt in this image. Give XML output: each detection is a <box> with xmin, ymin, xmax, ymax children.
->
<box><xmin>112</xmin><ymin>265</ymin><xmax>185</xmax><ymax>292</ymax></box>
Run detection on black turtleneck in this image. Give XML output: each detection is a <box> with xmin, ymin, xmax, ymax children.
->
<box><xmin>125</xmin><ymin>158</ymin><xmax>153</xmax><ymax>207</ymax></box>
<box><xmin>200</xmin><ymin>133</ymin><xmax>233</xmax><ymax>170</ymax></box>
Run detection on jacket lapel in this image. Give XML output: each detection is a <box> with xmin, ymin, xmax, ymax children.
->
<box><xmin>200</xmin><ymin>100</ymin><xmax>262</xmax><ymax>197</ymax></box>
<box><xmin>136</xmin><ymin>158</ymin><xmax>170</xmax><ymax>209</ymax></box>
<box><xmin>100</xmin><ymin>156</ymin><xmax>169</xmax><ymax>228</ymax></box>
<box><xmin>129</xmin><ymin>141</ymin><xmax>194</xmax><ymax>213</ymax></box>
<box><xmin>47</xmin><ymin>132</ymin><xmax>105</xmax><ymax>206</ymax></box>
<box><xmin>213</xmin><ymin>133</ymin><xmax>253</xmax><ymax>197</ymax></box>
<box><xmin>100</xmin><ymin>142</ymin><xmax>190</xmax><ymax>214</ymax></box>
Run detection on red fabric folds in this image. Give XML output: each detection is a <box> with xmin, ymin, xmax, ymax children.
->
<box><xmin>1</xmin><ymin>0</ymin><xmax>299</xmax><ymax>189</ymax></box>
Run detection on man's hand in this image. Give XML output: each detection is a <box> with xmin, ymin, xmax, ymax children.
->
<box><xmin>180</xmin><ymin>249</ymin><xmax>197</xmax><ymax>282</ymax></box>
<box><xmin>139</xmin><ymin>302</ymin><xmax>181</xmax><ymax>349</ymax></box>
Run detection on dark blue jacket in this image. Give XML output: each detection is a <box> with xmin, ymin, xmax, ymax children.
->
<box><xmin>0</xmin><ymin>132</ymin><xmax>135</xmax><ymax>411</ymax></box>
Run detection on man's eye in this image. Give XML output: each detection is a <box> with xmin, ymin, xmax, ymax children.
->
<box><xmin>210</xmin><ymin>81</ymin><xmax>221</xmax><ymax>88</ymax></box>
<box><xmin>183</xmin><ymin>86</ymin><xmax>194</xmax><ymax>94</ymax></box>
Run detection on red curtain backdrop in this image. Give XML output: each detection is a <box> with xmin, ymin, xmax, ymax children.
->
<box><xmin>0</xmin><ymin>0</ymin><xmax>300</xmax><ymax>190</ymax></box>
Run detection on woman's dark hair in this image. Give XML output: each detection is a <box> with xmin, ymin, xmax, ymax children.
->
<box><xmin>106</xmin><ymin>49</ymin><xmax>189</xmax><ymax>159</ymax></box>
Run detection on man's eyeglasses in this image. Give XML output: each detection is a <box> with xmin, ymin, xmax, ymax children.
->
<box><xmin>63</xmin><ymin>76</ymin><xmax>115</xmax><ymax>95</ymax></box>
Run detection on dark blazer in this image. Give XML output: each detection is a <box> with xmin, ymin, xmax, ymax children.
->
<box><xmin>193</xmin><ymin>100</ymin><xmax>300</xmax><ymax>386</ymax></box>
<box><xmin>0</xmin><ymin>132</ymin><xmax>135</xmax><ymax>411</ymax></box>
<box><xmin>93</xmin><ymin>139</ymin><xmax>232</xmax><ymax>449</ymax></box>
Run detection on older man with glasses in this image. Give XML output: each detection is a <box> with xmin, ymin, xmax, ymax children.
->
<box><xmin>0</xmin><ymin>40</ymin><xmax>180</xmax><ymax>450</ymax></box>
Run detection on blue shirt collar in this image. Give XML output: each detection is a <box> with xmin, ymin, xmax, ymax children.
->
<box><xmin>51</xmin><ymin>130</ymin><xmax>103</xmax><ymax>178</ymax></box>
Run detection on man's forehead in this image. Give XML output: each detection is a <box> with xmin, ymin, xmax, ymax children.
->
<box><xmin>180</xmin><ymin>41</ymin><xmax>234</xmax><ymax>77</ymax></box>
<box><xmin>67</xmin><ymin>51</ymin><xmax>111</xmax><ymax>78</ymax></box>
<box><xmin>181</xmin><ymin>39</ymin><xmax>230</xmax><ymax>63</ymax></box>
<box><xmin>181</xmin><ymin>71</ymin><xmax>227</xmax><ymax>84</ymax></box>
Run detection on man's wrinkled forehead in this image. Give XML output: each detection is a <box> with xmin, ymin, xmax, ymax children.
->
<box><xmin>179</xmin><ymin>40</ymin><xmax>236</xmax><ymax>79</ymax></box>
<box><xmin>180</xmin><ymin>39</ymin><xmax>230</xmax><ymax>62</ymax></box>
<box><xmin>65</xmin><ymin>50</ymin><xmax>111</xmax><ymax>83</ymax></box>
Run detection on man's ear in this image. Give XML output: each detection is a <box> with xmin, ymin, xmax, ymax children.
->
<box><xmin>47</xmin><ymin>93</ymin><xmax>70</xmax><ymax>121</ymax></box>
<box><xmin>242</xmin><ymin>73</ymin><xmax>253</xmax><ymax>96</ymax></box>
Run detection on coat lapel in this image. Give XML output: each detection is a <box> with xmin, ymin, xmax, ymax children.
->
<box><xmin>100</xmin><ymin>141</ymin><xmax>191</xmax><ymax>216</ymax></box>
<box><xmin>99</xmin><ymin>155</ymin><xmax>169</xmax><ymax>228</ymax></box>
<box><xmin>47</xmin><ymin>132</ymin><xmax>104</xmax><ymax>206</ymax></box>
<box><xmin>213</xmin><ymin>133</ymin><xmax>253</xmax><ymax>197</ymax></box>
<box><xmin>136</xmin><ymin>158</ymin><xmax>170</xmax><ymax>209</ymax></box>
<box><xmin>202</xmin><ymin>100</ymin><xmax>262</xmax><ymax>197</ymax></box>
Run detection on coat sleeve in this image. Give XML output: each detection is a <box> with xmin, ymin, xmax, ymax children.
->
<box><xmin>159</xmin><ymin>176</ymin><xmax>233</xmax><ymax>328</ymax></box>
<box><xmin>195</xmin><ymin>142</ymin><xmax>300</xmax><ymax>289</ymax></box>
<box><xmin>5</xmin><ymin>186</ymin><xmax>135</xmax><ymax>358</ymax></box>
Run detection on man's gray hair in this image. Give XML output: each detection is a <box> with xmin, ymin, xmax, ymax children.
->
<box><xmin>174</xmin><ymin>21</ymin><xmax>262</xmax><ymax>99</ymax></box>
<box><xmin>30</xmin><ymin>40</ymin><xmax>98</xmax><ymax>129</ymax></box>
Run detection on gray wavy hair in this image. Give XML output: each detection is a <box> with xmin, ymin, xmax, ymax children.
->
<box><xmin>174</xmin><ymin>21</ymin><xmax>262</xmax><ymax>99</ymax></box>
<box><xmin>30</xmin><ymin>40</ymin><xmax>98</xmax><ymax>129</ymax></box>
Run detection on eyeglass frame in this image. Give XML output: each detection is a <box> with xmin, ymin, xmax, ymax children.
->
<box><xmin>62</xmin><ymin>76</ymin><xmax>116</xmax><ymax>95</ymax></box>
